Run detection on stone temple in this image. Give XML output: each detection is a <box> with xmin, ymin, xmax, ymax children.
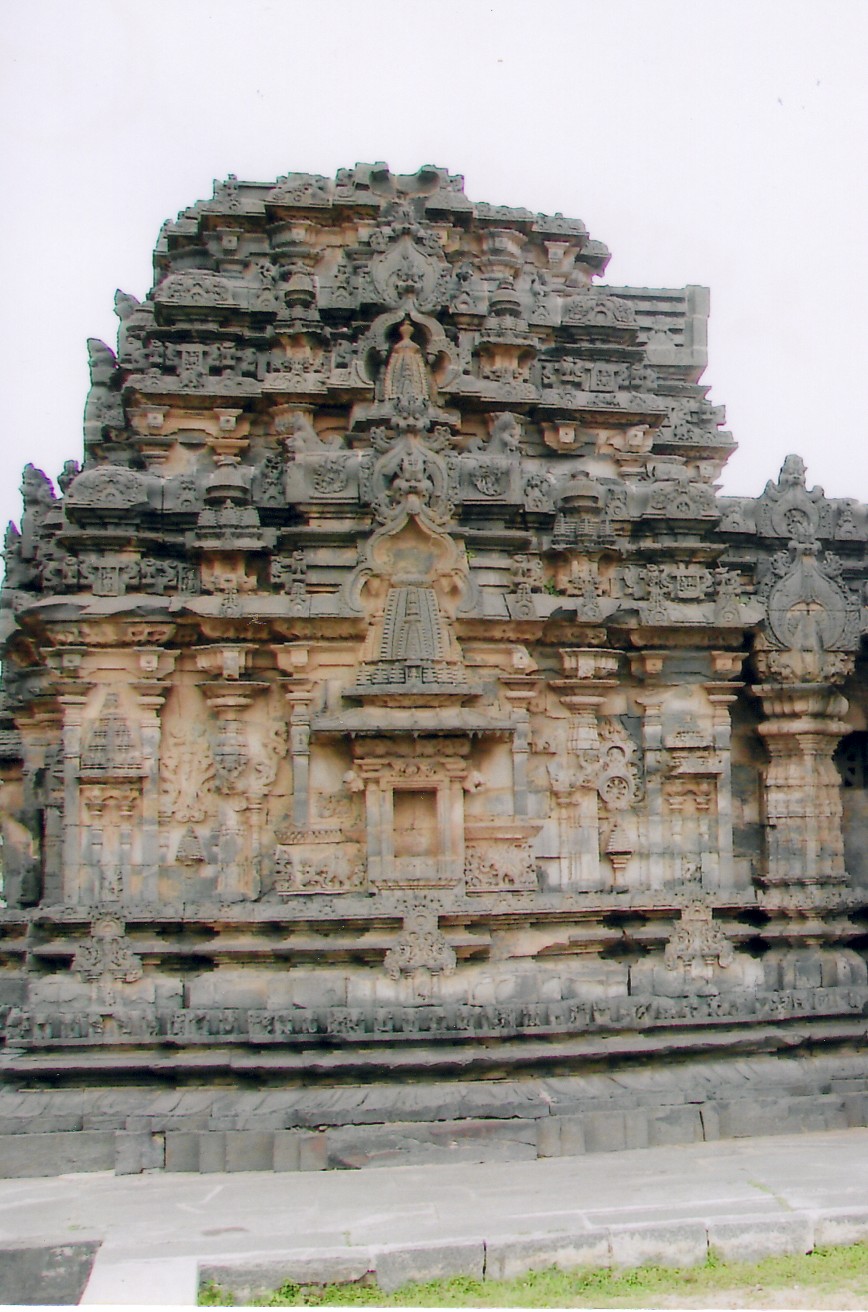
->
<box><xmin>0</xmin><ymin>164</ymin><xmax>866</xmax><ymax>1177</ymax></box>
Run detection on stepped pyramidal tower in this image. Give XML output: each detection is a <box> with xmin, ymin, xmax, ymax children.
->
<box><xmin>0</xmin><ymin>164</ymin><xmax>866</xmax><ymax>1176</ymax></box>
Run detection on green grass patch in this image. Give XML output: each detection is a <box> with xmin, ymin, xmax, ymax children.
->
<box><xmin>199</xmin><ymin>1239</ymin><xmax>868</xmax><ymax>1307</ymax></box>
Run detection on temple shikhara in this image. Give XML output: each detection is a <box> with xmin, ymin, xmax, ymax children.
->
<box><xmin>0</xmin><ymin>164</ymin><xmax>866</xmax><ymax>1176</ymax></box>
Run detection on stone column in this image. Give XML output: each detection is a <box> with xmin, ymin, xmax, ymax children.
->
<box><xmin>132</xmin><ymin>646</ymin><xmax>177</xmax><ymax>903</ymax></box>
<box><xmin>46</xmin><ymin>647</ymin><xmax>89</xmax><ymax>905</ymax></box>
<box><xmin>198</xmin><ymin>644</ymin><xmax>268</xmax><ymax>902</ymax></box>
<box><xmin>550</xmin><ymin>648</ymin><xmax>619</xmax><ymax>889</ymax></box>
<box><xmin>499</xmin><ymin>662</ymin><xmax>542</xmax><ymax>818</ymax></box>
<box><xmin>753</xmin><ymin>657</ymin><xmax>852</xmax><ymax>890</ymax></box>
<box><xmin>274</xmin><ymin>645</ymin><xmax>313</xmax><ymax>830</ymax></box>
<box><xmin>14</xmin><ymin>703</ymin><xmax>64</xmax><ymax>905</ymax></box>
<box><xmin>704</xmin><ymin>651</ymin><xmax>746</xmax><ymax>890</ymax></box>
<box><xmin>631</xmin><ymin>652</ymin><xmax>667</xmax><ymax>891</ymax></box>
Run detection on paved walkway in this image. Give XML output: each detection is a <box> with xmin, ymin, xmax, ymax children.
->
<box><xmin>2</xmin><ymin>1127</ymin><xmax>868</xmax><ymax>1303</ymax></box>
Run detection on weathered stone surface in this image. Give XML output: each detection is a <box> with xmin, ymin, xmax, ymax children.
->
<box><xmin>609</xmin><ymin>1221</ymin><xmax>708</xmax><ymax>1268</ymax></box>
<box><xmin>485</xmin><ymin>1229</ymin><xmax>610</xmax><ymax>1279</ymax></box>
<box><xmin>374</xmin><ymin>1239</ymin><xmax>485</xmax><ymax>1292</ymax></box>
<box><xmin>0</xmin><ymin>1130</ymin><xmax>114</xmax><ymax>1177</ymax></box>
<box><xmin>812</xmin><ymin>1208</ymin><xmax>868</xmax><ymax>1248</ymax></box>
<box><xmin>0</xmin><ymin>162</ymin><xmax>865</xmax><ymax>1173</ymax></box>
<box><xmin>325</xmin><ymin>1118</ymin><xmax>539</xmax><ymax>1169</ymax></box>
<box><xmin>0</xmin><ymin>1240</ymin><xmax>101</xmax><ymax>1306</ymax></box>
<box><xmin>706</xmin><ymin>1214</ymin><xmax>813</xmax><ymax>1263</ymax></box>
<box><xmin>199</xmin><ymin>1252</ymin><xmax>375</xmax><ymax>1303</ymax></box>
<box><xmin>114</xmin><ymin>1130</ymin><xmax>164</xmax><ymax>1175</ymax></box>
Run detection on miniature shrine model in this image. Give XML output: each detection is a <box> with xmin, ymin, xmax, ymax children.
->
<box><xmin>0</xmin><ymin>164</ymin><xmax>866</xmax><ymax>1176</ymax></box>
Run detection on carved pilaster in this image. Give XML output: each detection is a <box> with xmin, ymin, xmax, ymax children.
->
<box><xmin>752</xmin><ymin>652</ymin><xmax>853</xmax><ymax>892</ymax></box>
<box><xmin>197</xmin><ymin>645</ymin><xmax>268</xmax><ymax>902</ymax></box>
<box><xmin>49</xmin><ymin>652</ymin><xmax>88</xmax><ymax>903</ymax></box>
<box><xmin>549</xmin><ymin>648</ymin><xmax>619</xmax><ymax>889</ymax></box>
<box><xmin>499</xmin><ymin>647</ymin><xmax>542</xmax><ymax>818</ymax></box>
<box><xmin>704</xmin><ymin>650</ymin><xmax>746</xmax><ymax>890</ymax></box>
<box><xmin>631</xmin><ymin>651</ymin><xmax>667</xmax><ymax>891</ymax></box>
<box><xmin>274</xmin><ymin>644</ymin><xmax>313</xmax><ymax>829</ymax></box>
<box><xmin>131</xmin><ymin>645</ymin><xmax>177</xmax><ymax>902</ymax></box>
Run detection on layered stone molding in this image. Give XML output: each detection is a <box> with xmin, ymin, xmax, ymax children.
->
<box><xmin>0</xmin><ymin>164</ymin><xmax>866</xmax><ymax>1174</ymax></box>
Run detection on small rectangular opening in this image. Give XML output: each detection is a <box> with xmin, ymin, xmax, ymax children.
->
<box><xmin>392</xmin><ymin>789</ymin><xmax>438</xmax><ymax>858</ymax></box>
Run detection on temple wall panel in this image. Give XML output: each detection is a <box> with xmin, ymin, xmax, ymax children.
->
<box><xmin>0</xmin><ymin>163</ymin><xmax>865</xmax><ymax>1172</ymax></box>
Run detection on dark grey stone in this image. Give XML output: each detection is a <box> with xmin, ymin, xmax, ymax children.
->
<box><xmin>0</xmin><ymin>1240</ymin><xmax>101</xmax><ymax>1306</ymax></box>
<box><xmin>198</xmin><ymin>1132</ymin><xmax>227</xmax><ymax>1173</ymax></box>
<box><xmin>325</xmin><ymin>1119</ymin><xmax>538</xmax><ymax>1170</ymax></box>
<box><xmin>164</xmin><ymin>1131</ymin><xmax>200</xmax><ymax>1172</ymax></box>
<box><xmin>225</xmin><ymin>1130</ymin><xmax>275</xmax><ymax>1172</ymax></box>
<box><xmin>0</xmin><ymin>1131</ymin><xmax>114</xmax><ymax>1178</ymax></box>
<box><xmin>114</xmin><ymin>1130</ymin><xmax>165</xmax><ymax>1175</ymax></box>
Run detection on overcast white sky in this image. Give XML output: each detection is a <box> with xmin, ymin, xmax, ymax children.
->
<box><xmin>1</xmin><ymin>0</ymin><xmax>867</xmax><ymax>537</ymax></box>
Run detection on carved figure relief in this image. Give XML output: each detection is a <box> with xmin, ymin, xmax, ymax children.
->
<box><xmin>762</xmin><ymin>544</ymin><xmax>860</xmax><ymax>654</ymax></box>
<box><xmin>383</xmin><ymin>907</ymin><xmax>457</xmax><ymax>979</ymax></box>
<box><xmin>160</xmin><ymin>723</ymin><xmax>216</xmax><ymax>823</ymax></box>
<box><xmin>664</xmin><ymin>902</ymin><xmax>734</xmax><ymax>980</ymax></box>
<box><xmin>464</xmin><ymin>843</ymin><xmax>537</xmax><ymax>893</ymax></box>
<box><xmin>73</xmin><ymin>915</ymin><xmax>143</xmax><ymax>983</ymax></box>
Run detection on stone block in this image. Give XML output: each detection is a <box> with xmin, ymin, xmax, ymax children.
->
<box><xmin>164</xmin><ymin>1131</ymin><xmax>200</xmax><ymax>1172</ymax></box>
<box><xmin>560</xmin><ymin>1115</ymin><xmax>587</xmax><ymax>1156</ymax></box>
<box><xmin>0</xmin><ymin>1130</ymin><xmax>114</xmax><ymax>1179</ymax></box>
<box><xmin>298</xmin><ymin>1133</ymin><xmax>328</xmax><ymax>1171</ymax></box>
<box><xmin>114</xmin><ymin>1130</ymin><xmax>165</xmax><ymax>1175</ymax></box>
<box><xmin>842</xmin><ymin>1094</ymin><xmax>868</xmax><ymax>1128</ymax></box>
<box><xmin>812</xmin><ymin>1208</ymin><xmax>868</xmax><ymax>1248</ymax></box>
<box><xmin>374</xmin><ymin>1239</ymin><xmax>485</xmax><ymax>1293</ymax></box>
<box><xmin>0</xmin><ymin>1240</ymin><xmax>101</xmax><ymax>1305</ymax></box>
<box><xmin>584</xmin><ymin>1110</ymin><xmax>648</xmax><ymax>1153</ymax></box>
<box><xmin>646</xmin><ymin>1105</ymin><xmax>703</xmax><ymax>1147</ymax></box>
<box><xmin>609</xmin><ymin>1221</ymin><xmax>708</xmax><ymax>1269</ymax></box>
<box><xmin>276</xmin><ymin>1130</ymin><xmax>328</xmax><ymax>1171</ymax></box>
<box><xmin>699</xmin><ymin>1104</ymin><xmax>721</xmax><ymax>1140</ymax></box>
<box><xmin>485</xmin><ymin>1229</ymin><xmax>610</xmax><ymax>1280</ymax></box>
<box><xmin>198</xmin><ymin>1132</ymin><xmax>227</xmax><ymax>1173</ymax></box>
<box><xmin>537</xmin><ymin>1115</ymin><xmax>586</xmax><ymax>1158</ymax></box>
<box><xmin>273</xmin><ymin>1130</ymin><xmax>301</xmax><ymax>1171</ymax></box>
<box><xmin>200</xmin><ymin>1250</ymin><xmax>374</xmax><ymax>1301</ymax></box>
<box><xmin>714</xmin><ymin>1097</ymin><xmax>845</xmax><ymax>1140</ymax></box>
<box><xmin>707</xmin><ymin>1214</ymin><xmax>813</xmax><ymax>1264</ymax></box>
<box><xmin>325</xmin><ymin>1119</ymin><xmax>538</xmax><ymax>1170</ymax></box>
<box><xmin>225</xmin><ymin>1130</ymin><xmax>274</xmax><ymax>1172</ymax></box>
<box><xmin>536</xmin><ymin>1118</ymin><xmax>561</xmax><ymax>1157</ymax></box>
<box><xmin>15</xmin><ymin>1111</ymin><xmax>85</xmax><ymax>1133</ymax></box>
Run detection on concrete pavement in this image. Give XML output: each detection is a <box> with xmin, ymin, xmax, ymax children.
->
<box><xmin>2</xmin><ymin>1126</ymin><xmax>868</xmax><ymax>1303</ymax></box>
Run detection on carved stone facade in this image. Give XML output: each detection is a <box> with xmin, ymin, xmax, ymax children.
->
<box><xmin>0</xmin><ymin>164</ymin><xmax>866</xmax><ymax>1173</ymax></box>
